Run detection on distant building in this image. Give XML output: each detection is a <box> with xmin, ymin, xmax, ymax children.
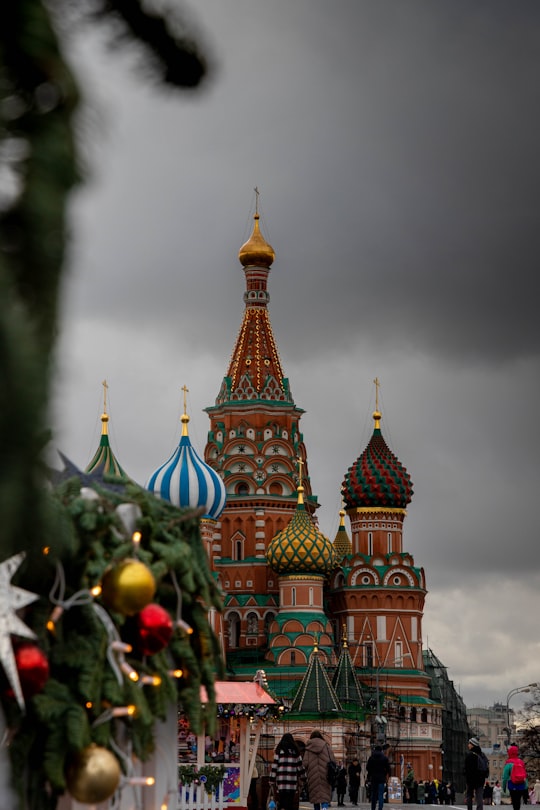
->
<box><xmin>424</xmin><ymin>649</ymin><xmax>469</xmax><ymax>791</ymax></box>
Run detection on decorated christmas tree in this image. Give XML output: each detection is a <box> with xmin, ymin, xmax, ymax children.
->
<box><xmin>1</xmin><ymin>468</ymin><xmax>224</xmax><ymax>808</ymax></box>
<box><xmin>0</xmin><ymin>3</ymin><xmax>215</xmax><ymax>807</ymax></box>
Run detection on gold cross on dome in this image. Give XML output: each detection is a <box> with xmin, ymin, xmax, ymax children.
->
<box><xmin>296</xmin><ymin>456</ymin><xmax>304</xmax><ymax>486</ymax></box>
<box><xmin>102</xmin><ymin>379</ymin><xmax>108</xmax><ymax>413</ymax></box>
<box><xmin>181</xmin><ymin>384</ymin><xmax>189</xmax><ymax>414</ymax></box>
<box><xmin>373</xmin><ymin>376</ymin><xmax>380</xmax><ymax>411</ymax></box>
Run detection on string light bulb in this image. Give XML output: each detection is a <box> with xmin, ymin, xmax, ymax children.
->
<box><xmin>112</xmin><ymin>705</ymin><xmax>136</xmax><ymax>718</ymax></box>
<box><xmin>46</xmin><ymin>605</ymin><xmax>64</xmax><ymax>633</ymax></box>
<box><xmin>126</xmin><ymin>776</ymin><xmax>155</xmax><ymax>786</ymax></box>
<box><xmin>176</xmin><ymin>618</ymin><xmax>193</xmax><ymax>635</ymax></box>
<box><xmin>93</xmin><ymin>705</ymin><xmax>137</xmax><ymax>727</ymax></box>
<box><xmin>139</xmin><ymin>674</ymin><xmax>162</xmax><ymax>687</ymax></box>
<box><xmin>120</xmin><ymin>661</ymin><xmax>139</xmax><ymax>682</ymax></box>
<box><xmin>110</xmin><ymin>640</ymin><xmax>132</xmax><ymax>653</ymax></box>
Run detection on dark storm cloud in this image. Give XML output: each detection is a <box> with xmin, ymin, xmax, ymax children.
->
<box><xmin>66</xmin><ymin>1</ymin><xmax>540</xmax><ymax>371</ymax></box>
<box><xmin>53</xmin><ymin>1</ymin><xmax>540</xmax><ymax>707</ymax></box>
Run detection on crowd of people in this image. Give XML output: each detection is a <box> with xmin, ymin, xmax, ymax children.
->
<box><xmin>267</xmin><ymin>733</ymin><xmax>451</xmax><ymax>810</ymax></box>
<box><xmin>266</xmin><ymin>731</ymin><xmax>538</xmax><ymax>810</ymax></box>
<box><xmin>401</xmin><ymin>763</ymin><xmax>456</xmax><ymax>805</ymax></box>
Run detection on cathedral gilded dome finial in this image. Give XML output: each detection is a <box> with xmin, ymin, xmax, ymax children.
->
<box><xmin>100</xmin><ymin>379</ymin><xmax>110</xmax><ymax>435</ymax></box>
<box><xmin>342</xmin><ymin>624</ymin><xmax>348</xmax><ymax>648</ymax></box>
<box><xmin>180</xmin><ymin>384</ymin><xmax>190</xmax><ymax>437</ymax></box>
<box><xmin>296</xmin><ymin>455</ymin><xmax>305</xmax><ymax>505</ymax></box>
<box><xmin>373</xmin><ymin>376</ymin><xmax>382</xmax><ymax>429</ymax></box>
<box><xmin>238</xmin><ymin>188</ymin><xmax>275</xmax><ymax>268</ymax></box>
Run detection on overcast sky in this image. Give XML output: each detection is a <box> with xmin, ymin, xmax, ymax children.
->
<box><xmin>50</xmin><ymin>1</ymin><xmax>540</xmax><ymax>712</ymax></box>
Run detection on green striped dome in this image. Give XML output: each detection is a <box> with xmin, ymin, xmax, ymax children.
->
<box><xmin>266</xmin><ymin>487</ymin><xmax>336</xmax><ymax>575</ymax></box>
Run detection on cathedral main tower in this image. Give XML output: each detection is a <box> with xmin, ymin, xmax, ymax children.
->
<box><xmin>204</xmin><ymin>206</ymin><xmax>316</xmax><ymax>655</ymax></box>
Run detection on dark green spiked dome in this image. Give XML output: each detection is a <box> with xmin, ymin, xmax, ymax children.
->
<box><xmin>342</xmin><ymin>409</ymin><xmax>413</xmax><ymax>510</ymax></box>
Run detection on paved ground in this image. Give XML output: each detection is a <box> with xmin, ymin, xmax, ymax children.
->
<box><xmin>298</xmin><ymin>805</ymin><xmax>467</xmax><ymax>810</ymax></box>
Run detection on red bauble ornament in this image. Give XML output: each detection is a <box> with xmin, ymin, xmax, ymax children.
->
<box><xmin>136</xmin><ymin>603</ymin><xmax>173</xmax><ymax>656</ymax></box>
<box><xmin>15</xmin><ymin>642</ymin><xmax>50</xmax><ymax>697</ymax></box>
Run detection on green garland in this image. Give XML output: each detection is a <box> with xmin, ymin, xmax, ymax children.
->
<box><xmin>178</xmin><ymin>763</ymin><xmax>227</xmax><ymax>794</ymax></box>
<box><xmin>1</xmin><ymin>475</ymin><xmax>224</xmax><ymax>810</ymax></box>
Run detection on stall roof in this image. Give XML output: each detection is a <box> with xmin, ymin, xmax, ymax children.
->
<box><xmin>200</xmin><ymin>681</ymin><xmax>276</xmax><ymax>705</ymax></box>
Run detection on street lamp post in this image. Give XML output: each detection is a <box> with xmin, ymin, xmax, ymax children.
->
<box><xmin>505</xmin><ymin>683</ymin><xmax>538</xmax><ymax>745</ymax></box>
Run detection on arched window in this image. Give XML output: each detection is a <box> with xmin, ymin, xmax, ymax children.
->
<box><xmin>410</xmin><ymin>707</ymin><xmax>417</xmax><ymax>722</ymax></box>
<box><xmin>421</xmin><ymin>708</ymin><xmax>428</xmax><ymax>723</ymax></box>
<box><xmin>227</xmin><ymin>612</ymin><xmax>241</xmax><ymax>648</ymax></box>
<box><xmin>291</xmin><ymin>587</ymin><xmax>296</xmax><ymax>607</ymax></box>
<box><xmin>236</xmin><ymin>482</ymin><xmax>249</xmax><ymax>496</ymax></box>
<box><xmin>368</xmin><ymin>532</ymin><xmax>373</xmax><ymax>555</ymax></box>
<box><xmin>246</xmin><ymin>612</ymin><xmax>258</xmax><ymax>634</ymax></box>
<box><xmin>264</xmin><ymin>612</ymin><xmax>275</xmax><ymax>633</ymax></box>
<box><xmin>387</xmin><ymin>532</ymin><xmax>392</xmax><ymax>553</ymax></box>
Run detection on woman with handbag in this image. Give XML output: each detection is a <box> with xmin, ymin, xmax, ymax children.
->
<box><xmin>302</xmin><ymin>730</ymin><xmax>337</xmax><ymax>810</ymax></box>
<box><xmin>270</xmin><ymin>733</ymin><xmax>306</xmax><ymax>810</ymax></box>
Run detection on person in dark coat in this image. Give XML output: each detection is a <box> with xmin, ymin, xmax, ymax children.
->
<box><xmin>348</xmin><ymin>758</ymin><xmax>361</xmax><ymax>805</ymax></box>
<box><xmin>465</xmin><ymin>737</ymin><xmax>485</xmax><ymax>810</ymax></box>
<box><xmin>302</xmin><ymin>730</ymin><xmax>336</xmax><ymax>810</ymax></box>
<box><xmin>336</xmin><ymin>763</ymin><xmax>347</xmax><ymax>806</ymax></box>
<box><xmin>366</xmin><ymin>745</ymin><xmax>391</xmax><ymax>810</ymax></box>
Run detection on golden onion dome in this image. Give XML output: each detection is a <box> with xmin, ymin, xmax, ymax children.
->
<box><xmin>266</xmin><ymin>486</ymin><xmax>336</xmax><ymax>576</ymax></box>
<box><xmin>238</xmin><ymin>214</ymin><xmax>275</xmax><ymax>268</ymax></box>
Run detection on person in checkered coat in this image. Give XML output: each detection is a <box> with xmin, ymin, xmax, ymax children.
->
<box><xmin>270</xmin><ymin>733</ymin><xmax>307</xmax><ymax>810</ymax></box>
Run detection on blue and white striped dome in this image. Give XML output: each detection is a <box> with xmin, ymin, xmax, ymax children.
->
<box><xmin>146</xmin><ymin>412</ymin><xmax>226</xmax><ymax>520</ymax></box>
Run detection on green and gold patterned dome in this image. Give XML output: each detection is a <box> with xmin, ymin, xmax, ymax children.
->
<box><xmin>332</xmin><ymin>507</ymin><xmax>352</xmax><ymax>561</ymax></box>
<box><xmin>266</xmin><ymin>486</ymin><xmax>337</xmax><ymax>575</ymax></box>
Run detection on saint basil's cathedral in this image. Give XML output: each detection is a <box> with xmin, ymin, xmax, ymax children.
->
<box><xmin>83</xmin><ymin>206</ymin><xmax>468</xmax><ymax>785</ymax></box>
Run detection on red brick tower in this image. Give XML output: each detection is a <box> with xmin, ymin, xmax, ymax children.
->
<box><xmin>326</xmin><ymin>381</ymin><xmax>441</xmax><ymax>772</ymax></box>
<box><xmin>204</xmin><ymin>206</ymin><xmax>316</xmax><ymax>656</ymax></box>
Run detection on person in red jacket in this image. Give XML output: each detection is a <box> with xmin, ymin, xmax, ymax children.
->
<box><xmin>502</xmin><ymin>745</ymin><xmax>528</xmax><ymax>810</ymax></box>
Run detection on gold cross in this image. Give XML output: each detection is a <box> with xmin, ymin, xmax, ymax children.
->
<box><xmin>181</xmin><ymin>384</ymin><xmax>189</xmax><ymax>414</ymax></box>
<box><xmin>254</xmin><ymin>186</ymin><xmax>260</xmax><ymax>214</ymax></box>
<box><xmin>102</xmin><ymin>379</ymin><xmax>108</xmax><ymax>412</ymax></box>
<box><xmin>373</xmin><ymin>376</ymin><xmax>380</xmax><ymax>411</ymax></box>
<box><xmin>296</xmin><ymin>456</ymin><xmax>304</xmax><ymax>486</ymax></box>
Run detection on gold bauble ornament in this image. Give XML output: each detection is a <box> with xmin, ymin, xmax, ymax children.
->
<box><xmin>65</xmin><ymin>744</ymin><xmax>121</xmax><ymax>804</ymax></box>
<box><xmin>101</xmin><ymin>558</ymin><xmax>156</xmax><ymax>616</ymax></box>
